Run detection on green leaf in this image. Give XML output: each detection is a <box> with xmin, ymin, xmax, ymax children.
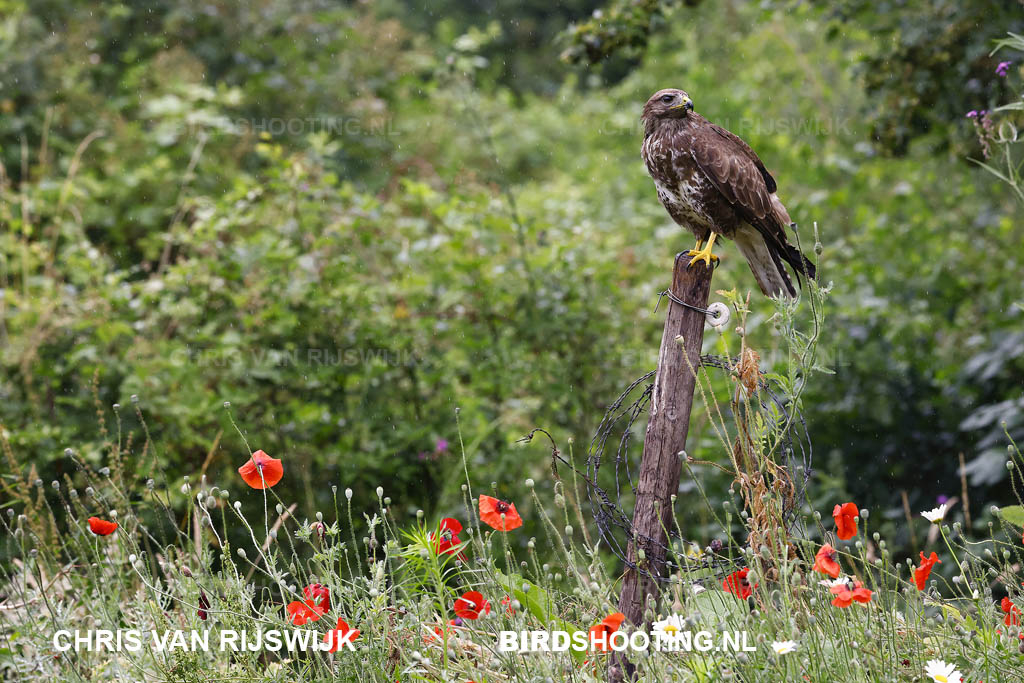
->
<box><xmin>494</xmin><ymin>570</ymin><xmax>586</xmax><ymax>663</ymax></box>
<box><xmin>998</xmin><ymin>505</ymin><xmax>1024</xmax><ymax>526</ymax></box>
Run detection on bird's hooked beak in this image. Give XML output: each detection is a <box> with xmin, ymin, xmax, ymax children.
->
<box><xmin>670</xmin><ymin>96</ymin><xmax>694</xmax><ymax>112</ymax></box>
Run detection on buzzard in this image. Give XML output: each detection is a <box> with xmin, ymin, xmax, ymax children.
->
<box><xmin>641</xmin><ymin>88</ymin><xmax>815</xmax><ymax>297</ymax></box>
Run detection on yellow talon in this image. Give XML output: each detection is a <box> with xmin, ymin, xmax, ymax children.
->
<box><xmin>686</xmin><ymin>232</ymin><xmax>720</xmax><ymax>268</ymax></box>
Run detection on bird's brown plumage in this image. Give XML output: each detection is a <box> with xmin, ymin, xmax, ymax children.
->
<box><xmin>641</xmin><ymin>88</ymin><xmax>815</xmax><ymax>297</ymax></box>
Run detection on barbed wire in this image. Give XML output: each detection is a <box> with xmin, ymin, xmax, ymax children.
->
<box><xmin>522</xmin><ymin>352</ymin><xmax>813</xmax><ymax>586</ymax></box>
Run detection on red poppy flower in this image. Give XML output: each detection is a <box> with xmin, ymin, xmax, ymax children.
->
<box><xmin>832</xmin><ymin>502</ymin><xmax>859</xmax><ymax>540</ymax></box>
<box><xmin>237</xmin><ymin>449</ymin><xmax>284</xmax><ymax>489</ymax></box>
<box><xmin>303</xmin><ymin>583</ymin><xmax>331</xmax><ymax>613</ymax></box>
<box><xmin>479</xmin><ymin>495</ymin><xmax>523</xmax><ymax>531</ymax></box>
<box><xmin>723</xmin><ymin>567</ymin><xmax>756</xmax><ymax>600</ymax></box>
<box><xmin>1002</xmin><ymin>597</ymin><xmax>1021</xmax><ymax>626</ymax></box>
<box><xmin>198</xmin><ymin>591</ymin><xmax>210</xmax><ymax>621</ymax></box>
<box><xmin>88</xmin><ymin>517</ymin><xmax>118</xmax><ymax>536</ymax></box>
<box><xmin>588</xmin><ymin>612</ymin><xmax>625</xmax><ymax>651</ymax></box>
<box><xmin>287</xmin><ymin>598</ymin><xmax>327</xmax><ymax>625</ymax></box>
<box><xmin>812</xmin><ymin>544</ymin><xmax>841</xmax><ymax>579</ymax></box>
<box><xmin>829</xmin><ymin>579</ymin><xmax>873</xmax><ymax>607</ymax></box>
<box><xmin>425</xmin><ymin>619</ymin><xmax>464</xmax><ymax>644</ymax></box>
<box><xmin>913</xmin><ymin>551</ymin><xmax>941</xmax><ymax>591</ymax></box>
<box><xmin>323</xmin><ymin>617</ymin><xmax>360</xmax><ymax>652</ymax></box>
<box><xmin>501</xmin><ymin>595</ymin><xmax>516</xmax><ymax>616</ymax></box>
<box><xmin>453</xmin><ymin>591</ymin><xmax>491</xmax><ymax>620</ymax></box>
<box><xmin>430</xmin><ymin>517</ymin><xmax>467</xmax><ymax>561</ymax></box>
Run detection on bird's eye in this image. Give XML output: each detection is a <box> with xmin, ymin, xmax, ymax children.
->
<box><xmin>660</xmin><ymin>94</ymin><xmax>675</xmax><ymax>104</ymax></box>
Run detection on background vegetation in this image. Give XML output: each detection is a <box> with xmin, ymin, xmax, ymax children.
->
<box><xmin>1</xmin><ymin>0</ymin><xmax>1022</xmax><ymax>567</ymax></box>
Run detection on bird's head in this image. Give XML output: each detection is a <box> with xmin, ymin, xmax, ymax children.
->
<box><xmin>642</xmin><ymin>89</ymin><xmax>694</xmax><ymax>130</ymax></box>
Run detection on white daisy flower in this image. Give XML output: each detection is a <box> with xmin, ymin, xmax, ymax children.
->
<box><xmin>924</xmin><ymin>659</ymin><xmax>962</xmax><ymax>683</ymax></box>
<box><xmin>651</xmin><ymin>614</ymin><xmax>686</xmax><ymax>644</ymax></box>
<box><xmin>818</xmin><ymin>575</ymin><xmax>849</xmax><ymax>588</ymax></box>
<box><xmin>771</xmin><ymin>640</ymin><xmax>797</xmax><ymax>655</ymax></box>
<box><xmin>920</xmin><ymin>503</ymin><xmax>948</xmax><ymax>524</ymax></box>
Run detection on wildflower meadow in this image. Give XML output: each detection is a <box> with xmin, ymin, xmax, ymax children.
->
<box><xmin>2</xmin><ymin>2</ymin><xmax>1024</xmax><ymax>682</ymax></box>
<box><xmin>3</xmin><ymin>276</ymin><xmax>1024</xmax><ymax>681</ymax></box>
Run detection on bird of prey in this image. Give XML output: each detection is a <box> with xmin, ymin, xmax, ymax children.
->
<box><xmin>641</xmin><ymin>88</ymin><xmax>815</xmax><ymax>297</ymax></box>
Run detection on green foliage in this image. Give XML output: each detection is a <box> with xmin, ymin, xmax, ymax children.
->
<box><xmin>1</xmin><ymin>0</ymin><xmax>1023</xmax><ymax>569</ymax></box>
<box><xmin>561</xmin><ymin>0</ymin><xmax>689</xmax><ymax>65</ymax></box>
<box><xmin>818</xmin><ymin>0</ymin><xmax>1024</xmax><ymax>155</ymax></box>
<box><xmin>564</xmin><ymin>0</ymin><xmax>1024</xmax><ymax>155</ymax></box>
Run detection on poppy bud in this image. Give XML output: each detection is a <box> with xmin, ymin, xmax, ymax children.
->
<box><xmin>198</xmin><ymin>591</ymin><xmax>210</xmax><ymax>620</ymax></box>
<box><xmin>182</xmin><ymin>566</ymin><xmax>193</xmax><ymax>578</ymax></box>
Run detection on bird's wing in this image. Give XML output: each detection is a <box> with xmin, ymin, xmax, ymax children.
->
<box><xmin>688</xmin><ymin>119</ymin><xmax>780</xmax><ymax>228</ymax></box>
<box><xmin>688</xmin><ymin>117</ymin><xmax>816</xmax><ymax>288</ymax></box>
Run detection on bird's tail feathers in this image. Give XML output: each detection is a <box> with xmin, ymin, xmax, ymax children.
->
<box><xmin>733</xmin><ymin>228</ymin><xmax>797</xmax><ymax>298</ymax></box>
<box><xmin>767</xmin><ymin>195</ymin><xmax>817</xmax><ymax>283</ymax></box>
<box><xmin>778</xmin><ymin>240</ymin><xmax>816</xmax><ymax>282</ymax></box>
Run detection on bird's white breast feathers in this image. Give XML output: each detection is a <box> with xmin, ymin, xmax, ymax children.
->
<box><xmin>653</xmin><ymin>177</ymin><xmax>714</xmax><ymax>231</ymax></box>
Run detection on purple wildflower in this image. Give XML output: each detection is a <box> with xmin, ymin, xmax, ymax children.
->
<box><xmin>936</xmin><ymin>494</ymin><xmax>949</xmax><ymax>505</ymax></box>
<box><xmin>435</xmin><ymin>438</ymin><xmax>449</xmax><ymax>453</ymax></box>
<box><xmin>966</xmin><ymin>110</ymin><xmax>979</xmax><ymax>119</ymax></box>
<box><xmin>996</xmin><ymin>61</ymin><xmax>1012</xmax><ymax>77</ymax></box>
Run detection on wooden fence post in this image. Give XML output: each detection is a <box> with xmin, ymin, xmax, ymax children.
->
<box><xmin>612</xmin><ymin>254</ymin><xmax>713</xmax><ymax>679</ymax></box>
